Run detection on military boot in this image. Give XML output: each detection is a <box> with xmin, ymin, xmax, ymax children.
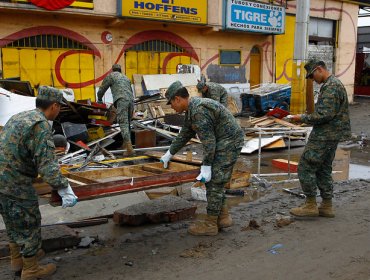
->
<box><xmin>123</xmin><ymin>141</ymin><xmax>135</xmax><ymax>157</ymax></box>
<box><xmin>188</xmin><ymin>215</ymin><xmax>218</xmax><ymax>236</ymax></box>
<box><xmin>318</xmin><ymin>199</ymin><xmax>335</xmax><ymax>218</ymax></box>
<box><xmin>290</xmin><ymin>197</ymin><xmax>319</xmax><ymax>217</ymax></box>
<box><xmin>9</xmin><ymin>243</ymin><xmax>45</xmax><ymax>274</ymax></box>
<box><xmin>9</xmin><ymin>243</ymin><xmax>22</xmax><ymax>273</ymax></box>
<box><xmin>218</xmin><ymin>206</ymin><xmax>233</xmax><ymax>228</ymax></box>
<box><xmin>21</xmin><ymin>255</ymin><xmax>56</xmax><ymax>280</ymax></box>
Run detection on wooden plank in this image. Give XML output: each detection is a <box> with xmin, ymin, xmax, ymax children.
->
<box><xmin>254</xmin><ymin>119</ymin><xmax>276</xmax><ymax>127</ymax></box>
<box><xmin>263</xmin><ymin>138</ymin><xmax>286</xmax><ymax>150</ymax></box>
<box><xmin>145</xmin><ymin>151</ymin><xmax>202</xmax><ymax>165</ymax></box>
<box><xmin>272</xmin><ymin>159</ymin><xmax>298</xmax><ymax>172</ymax></box>
<box><xmin>67</xmin><ymin>178</ymin><xmax>87</xmax><ymax>186</ymax></box>
<box><xmin>66</xmin><ymin>173</ymin><xmax>98</xmax><ymax>184</ymax></box>
<box><xmin>141</xmin><ymin>165</ymin><xmax>171</xmax><ymax>174</ymax></box>
<box><xmin>273</xmin><ymin>118</ymin><xmax>303</xmax><ymax>128</ymax></box>
<box><xmin>250</xmin><ymin>116</ymin><xmax>268</xmax><ymax>124</ymax></box>
<box><xmin>225</xmin><ymin>171</ymin><xmax>251</xmax><ymax>189</ymax></box>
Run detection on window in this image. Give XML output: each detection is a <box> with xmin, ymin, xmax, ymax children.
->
<box><xmin>219</xmin><ymin>50</ymin><xmax>241</xmax><ymax>65</ymax></box>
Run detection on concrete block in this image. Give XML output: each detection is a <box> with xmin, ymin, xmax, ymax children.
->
<box><xmin>0</xmin><ymin>225</ymin><xmax>80</xmax><ymax>257</ymax></box>
<box><xmin>113</xmin><ymin>195</ymin><xmax>196</xmax><ymax>226</ymax></box>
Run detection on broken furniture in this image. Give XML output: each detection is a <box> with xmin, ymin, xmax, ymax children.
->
<box><xmin>50</xmin><ymin>161</ymin><xmax>251</xmax><ymax>205</ymax></box>
<box><xmin>50</xmin><ymin>162</ymin><xmax>199</xmax><ymax>204</ymax></box>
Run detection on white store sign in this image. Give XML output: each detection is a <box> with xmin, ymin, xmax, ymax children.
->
<box><xmin>225</xmin><ymin>0</ymin><xmax>285</xmax><ymax>34</ymax></box>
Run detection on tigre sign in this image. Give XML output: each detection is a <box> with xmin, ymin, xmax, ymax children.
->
<box><xmin>225</xmin><ymin>0</ymin><xmax>285</xmax><ymax>34</ymax></box>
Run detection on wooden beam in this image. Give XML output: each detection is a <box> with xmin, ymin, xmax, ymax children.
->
<box><xmin>146</xmin><ymin>151</ymin><xmax>202</xmax><ymax>166</ymax></box>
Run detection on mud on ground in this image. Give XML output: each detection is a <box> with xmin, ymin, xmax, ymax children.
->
<box><xmin>0</xmin><ymin>98</ymin><xmax>369</xmax><ymax>280</ymax></box>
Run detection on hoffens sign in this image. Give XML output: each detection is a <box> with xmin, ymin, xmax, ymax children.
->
<box><xmin>119</xmin><ymin>0</ymin><xmax>207</xmax><ymax>25</ymax></box>
<box><xmin>225</xmin><ymin>0</ymin><xmax>285</xmax><ymax>34</ymax></box>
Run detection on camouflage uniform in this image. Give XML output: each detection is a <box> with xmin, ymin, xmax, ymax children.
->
<box><xmin>97</xmin><ymin>71</ymin><xmax>134</xmax><ymax>143</ymax></box>
<box><xmin>0</xmin><ymin>87</ymin><xmax>68</xmax><ymax>257</ymax></box>
<box><xmin>169</xmin><ymin>97</ymin><xmax>244</xmax><ymax>215</ymax></box>
<box><xmin>197</xmin><ymin>81</ymin><xmax>228</xmax><ymax>107</ymax></box>
<box><xmin>299</xmin><ymin>75</ymin><xmax>351</xmax><ymax>199</ymax></box>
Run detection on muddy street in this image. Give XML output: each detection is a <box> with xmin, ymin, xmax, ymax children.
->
<box><xmin>0</xmin><ymin>98</ymin><xmax>369</xmax><ymax>280</ymax></box>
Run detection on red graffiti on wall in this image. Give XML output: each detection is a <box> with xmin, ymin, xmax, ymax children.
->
<box><xmin>274</xmin><ymin>2</ymin><xmax>356</xmax><ymax>81</ymax></box>
<box><xmin>29</xmin><ymin>0</ymin><xmax>75</xmax><ymax>10</ymax></box>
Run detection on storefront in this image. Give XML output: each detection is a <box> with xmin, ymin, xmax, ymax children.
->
<box><xmin>0</xmin><ymin>0</ymin><xmax>360</xmax><ymax>102</ymax></box>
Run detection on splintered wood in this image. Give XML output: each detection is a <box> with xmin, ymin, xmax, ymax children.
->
<box><xmin>239</xmin><ymin>116</ymin><xmax>307</xmax><ymax>154</ymax></box>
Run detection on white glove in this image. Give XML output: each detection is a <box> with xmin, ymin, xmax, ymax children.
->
<box><xmin>160</xmin><ymin>150</ymin><xmax>173</xmax><ymax>169</ymax></box>
<box><xmin>58</xmin><ymin>184</ymin><xmax>78</xmax><ymax>208</ymax></box>
<box><xmin>196</xmin><ymin>165</ymin><xmax>212</xmax><ymax>183</ymax></box>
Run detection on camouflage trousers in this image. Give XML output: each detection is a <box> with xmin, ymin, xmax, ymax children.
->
<box><xmin>0</xmin><ymin>196</ymin><xmax>42</xmax><ymax>257</ymax></box>
<box><xmin>298</xmin><ymin>140</ymin><xmax>339</xmax><ymax>199</ymax></box>
<box><xmin>115</xmin><ymin>98</ymin><xmax>134</xmax><ymax>144</ymax></box>
<box><xmin>205</xmin><ymin>147</ymin><xmax>242</xmax><ymax>216</ymax></box>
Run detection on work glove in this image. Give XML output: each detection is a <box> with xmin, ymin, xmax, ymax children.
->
<box><xmin>196</xmin><ymin>165</ymin><xmax>212</xmax><ymax>183</ymax></box>
<box><xmin>160</xmin><ymin>150</ymin><xmax>173</xmax><ymax>169</ymax></box>
<box><xmin>58</xmin><ymin>184</ymin><xmax>78</xmax><ymax>208</ymax></box>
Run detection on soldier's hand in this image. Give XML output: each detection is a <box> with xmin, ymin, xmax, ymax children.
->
<box><xmin>58</xmin><ymin>184</ymin><xmax>78</xmax><ymax>208</ymax></box>
<box><xmin>160</xmin><ymin>150</ymin><xmax>173</xmax><ymax>169</ymax></box>
<box><xmin>196</xmin><ymin>165</ymin><xmax>212</xmax><ymax>183</ymax></box>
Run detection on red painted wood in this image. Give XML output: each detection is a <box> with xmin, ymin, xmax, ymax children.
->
<box><xmin>50</xmin><ymin>169</ymin><xmax>199</xmax><ymax>205</ymax></box>
<box><xmin>272</xmin><ymin>159</ymin><xmax>298</xmax><ymax>173</ymax></box>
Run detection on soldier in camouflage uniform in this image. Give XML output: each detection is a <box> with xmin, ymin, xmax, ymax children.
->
<box><xmin>196</xmin><ymin>81</ymin><xmax>228</xmax><ymax>108</ymax></box>
<box><xmin>97</xmin><ymin>64</ymin><xmax>135</xmax><ymax>156</ymax></box>
<box><xmin>161</xmin><ymin>81</ymin><xmax>244</xmax><ymax>236</ymax></box>
<box><xmin>290</xmin><ymin>59</ymin><xmax>351</xmax><ymax>218</ymax></box>
<box><xmin>0</xmin><ymin>86</ymin><xmax>78</xmax><ymax>279</ymax></box>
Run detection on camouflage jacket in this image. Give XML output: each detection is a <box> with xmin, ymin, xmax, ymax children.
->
<box><xmin>0</xmin><ymin>109</ymin><xmax>69</xmax><ymax>201</ymax></box>
<box><xmin>97</xmin><ymin>72</ymin><xmax>134</xmax><ymax>104</ymax></box>
<box><xmin>301</xmin><ymin>75</ymin><xmax>351</xmax><ymax>141</ymax></box>
<box><xmin>203</xmin><ymin>82</ymin><xmax>228</xmax><ymax>107</ymax></box>
<box><xmin>169</xmin><ymin>97</ymin><xmax>244</xmax><ymax>166</ymax></box>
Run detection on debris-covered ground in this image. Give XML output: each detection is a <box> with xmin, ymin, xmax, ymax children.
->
<box><xmin>1</xmin><ymin>98</ymin><xmax>369</xmax><ymax>280</ymax></box>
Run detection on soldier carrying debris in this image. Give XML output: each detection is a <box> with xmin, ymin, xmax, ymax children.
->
<box><xmin>97</xmin><ymin>64</ymin><xmax>135</xmax><ymax>157</ymax></box>
<box><xmin>289</xmin><ymin>58</ymin><xmax>351</xmax><ymax>218</ymax></box>
<box><xmin>196</xmin><ymin>80</ymin><xmax>228</xmax><ymax>108</ymax></box>
<box><xmin>160</xmin><ymin>81</ymin><xmax>244</xmax><ymax>236</ymax></box>
<box><xmin>0</xmin><ymin>86</ymin><xmax>78</xmax><ymax>279</ymax></box>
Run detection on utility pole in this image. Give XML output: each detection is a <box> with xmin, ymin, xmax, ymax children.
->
<box><xmin>290</xmin><ymin>0</ymin><xmax>310</xmax><ymax>114</ymax></box>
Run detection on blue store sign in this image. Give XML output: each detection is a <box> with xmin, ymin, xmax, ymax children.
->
<box><xmin>225</xmin><ymin>0</ymin><xmax>285</xmax><ymax>34</ymax></box>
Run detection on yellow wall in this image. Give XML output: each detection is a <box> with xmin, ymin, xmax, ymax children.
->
<box><xmin>275</xmin><ymin>15</ymin><xmax>295</xmax><ymax>85</ymax></box>
<box><xmin>0</xmin><ymin>13</ymin><xmax>274</xmax><ymax>101</ymax></box>
<box><xmin>2</xmin><ymin>48</ymin><xmax>95</xmax><ymax>100</ymax></box>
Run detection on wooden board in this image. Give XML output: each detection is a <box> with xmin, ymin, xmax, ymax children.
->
<box><xmin>145</xmin><ymin>151</ymin><xmax>202</xmax><ymax>165</ymax></box>
<box><xmin>271</xmin><ymin>159</ymin><xmax>298</xmax><ymax>172</ymax></box>
<box><xmin>263</xmin><ymin>138</ymin><xmax>286</xmax><ymax>150</ymax></box>
<box><xmin>225</xmin><ymin>171</ymin><xmax>251</xmax><ymax>189</ymax></box>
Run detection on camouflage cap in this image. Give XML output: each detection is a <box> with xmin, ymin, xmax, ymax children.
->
<box><xmin>165</xmin><ymin>81</ymin><xmax>183</xmax><ymax>105</ymax></box>
<box><xmin>305</xmin><ymin>58</ymin><xmax>326</xmax><ymax>79</ymax></box>
<box><xmin>196</xmin><ymin>80</ymin><xmax>206</xmax><ymax>91</ymax></box>
<box><xmin>112</xmin><ymin>64</ymin><xmax>121</xmax><ymax>71</ymax></box>
<box><xmin>37</xmin><ymin>86</ymin><xmax>66</xmax><ymax>105</ymax></box>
